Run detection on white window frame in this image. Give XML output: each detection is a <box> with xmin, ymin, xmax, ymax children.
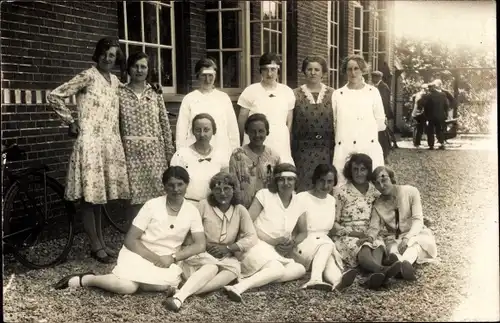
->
<box><xmin>118</xmin><ymin>1</ymin><xmax>176</xmax><ymax>94</ymax></box>
<box><xmin>362</xmin><ymin>4</ymin><xmax>379</xmax><ymax>72</ymax></box>
<box><xmin>245</xmin><ymin>1</ymin><xmax>287</xmax><ymax>85</ymax></box>
<box><xmin>206</xmin><ymin>2</ymin><xmax>246</xmax><ymax>95</ymax></box>
<box><xmin>376</xmin><ymin>2</ymin><xmax>388</xmax><ymax>69</ymax></box>
<box><xmin>353</xmin><ymin>2</ymin><xmax>363</xmax><ymax>55</ymax></box>
<box><xmin>327</xmin><ymin>0</ymin><xmax>340</xmax><ymax>89</ymax></box>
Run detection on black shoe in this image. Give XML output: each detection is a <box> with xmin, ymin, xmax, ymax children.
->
<box><xmin>383</xmin><ymin>261</ymin><xmax>402</xmax><ymax>282</ymax></box>
<box><xmin>428</xmin><ymin>146</ymin><xmax>434</xmax><ymax>150</ymax></box>
<box><xmin>90</xmin><ymin>249</ymin><xmax>114</xmax><ymax>264</ymax></box>
<box><xmin>364</xmin><ymin>273</ymin><xmax>385</xmax><ymax>290</ymax></box>
<box><xmin>383</xmin><ymin>253</ymin><xmax>399</xmax><ymax>266</ymax></box>
<box><xmin>400</xmin><ymin>260</ymin><xmax>417</xmax><ymax>281</ymax></box>
<box><xmin>54</xmin><ymin>271</ymin><xmax>94</xmax><ymax>290</ymax></box>
<box><xmin>439</xmin><ymin>145</ymin><xmax>446</xmax><ymax>150</ymax></box>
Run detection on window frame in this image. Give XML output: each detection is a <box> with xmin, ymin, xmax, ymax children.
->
<box><xmin>362</xmin><ymin>3</ymin><xmax>379</xmax><ymax>72</ymax></box>
<box><xmin>376</xmin><ymin>2</ymin><xmax>388</xmax><ymax>70</ymax></box>
<box><xmin>353</xmin><ymin>2</ymin><xmax>363</xmax><ymax>56</ymax></box>
<box><xmin>118</xmin><ymin>1</ymin><xmax>177</xmax><ymax>94</ymax></box>
<box><xmin>327</xmin><ymin>0</ymin><xmax>340</xmax><ymax>89</ymax></box>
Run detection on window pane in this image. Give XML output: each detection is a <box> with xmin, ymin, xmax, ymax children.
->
<box><xmin>206</xmin><ymin>12</ymin><xmax>219</xmax><ymax>49</ymax></box>
<box><xmin>379</xmin><ymin>33</ymin><xmax>386</xmax><ymax>50</ymax></box>
<box><xmin>144</xmin><ymin>47</ymin><xmax>159</xmax><ymax>83</ymax></box>
<box><xmin>355</xmin><ymin>7</ymin><xmax>361</xmax><ymax>28</ymax></box>
<box><xmin>329</xmin><ymin>46</ymin><xmax>334</xmax><ymax>68</ymax></box>
<box><xmin>128</xmin><ymin>44</ymin><xmax>143</xmax><ymax>57</ymax></box>
<box><xmin>354</xmin><ymin>30</ymin><xmax>361</xmax><ymax>51</ymax></box>
<box><xmin>276</xmin><ymin>22</ymin><xmax>280</xmax><ymax>33</ymax></box>
<box><xmin>206</xmin><ymin>52</ymin><xmax>221</xmax><ymax>87</ymax></box>
<box><xmin>263</xmin><ymin>25</ymin><xmax>270</xmax><ymax>53</ymax></box>
<box><xmin>126</xmin><ymin>2</ymin><xmax>142</xmax><ymax>42</ymax></box>
<box><xmin>329</xmin><ymin>71</ymin><xmax>334</xmax><ymax>87</ymax></box>
<box><xmin>160</xmin><ymin>48</ymin><xmax>173</xmax><ymax>87</ymax></box>
<box><xmin>378</xmin><ymin>52</ymin><xmax>386</xmax><ymax>66</ymax></box>
<box><xmin>333</xmin><ymin>46</ymin><xmax>337</xmax><ymax>68</ymax></box>
<box><xmin>277</xmin><ymin>1</ymin><xmax>282</xmax><ymax>20</ymax></box>
<box><xmin>270</xmin><ymin>1</ymin><xmax>277</xmax><ymax>19</ymax></box>
<box><xmin>144</xmin><ymin>2</ymin><xmax>158</xmax><ymax>44</ymax></box>
<box><xmin>262</xmin><ymin>1</ymin><xmax>271</xmax><ymax>20</ymax></box>
<box><xmin>221</xmin><ymin>0</ymin><xmax>239</xmax><ymax>9</ymax></box>
<box><xmin>363</xmin><ymin>31</ymin><xmax>369</xmax><ymax>53</ymax></box>
<box><xmin>250</xmin><ymin>22</ymin><xmax>261</xmax><ymax>56</ymax></box>
<box><xmin>205</xmin><ymin>0</ymin><xmax>218</xmax><ymax>10</ymax></box>
<box><xmin>334</xmin><ymin>23</ymin><xmax>338</xmax><ymax>46</ymax></box>
<box><xmin>277</xmin><ymin>32</ymin><xmax>282</xmax><ymax>55</ymax></box>
<box><xmin>159</xmin><ymin>4</ymin><xmax>172</xmax><ymax>46</ymax></box>
<box><xmin>222</xmin><ymin>11</ymin><xmax>240</xmax><ymax>48</ymax></box>
<box><xmin>118</xmin><ymin>3</ymin><xmax>125</xmax><ymax>40</ymax></box>
<box><xmin>379</xmin><ymin>13</ymin><xmax>387</xmax><ymax>30</ymax></box>
<box><xmin>222</xmin><ymin>51</ymin><xmax>241</xmax><ymax>88</ymax></box>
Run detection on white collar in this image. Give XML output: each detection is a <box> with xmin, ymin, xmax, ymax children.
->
<box><xmin>213</xmin><ymin>205</ymin><xmax>235</xmax><ymax>222</ymax></box>
<box><xmin>300</xmin><ymin>83</ymin><xmax>327</xmax><ymax>104</ymax></box>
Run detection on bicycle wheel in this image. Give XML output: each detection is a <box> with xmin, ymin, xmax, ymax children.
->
<box><xmin>101</xmin><ymin>199</ymin><xmax>130</xmax><ymax>234</ymax></box>
<box><xmin>2</xmin><ymin>173</ymin><xmax>75</xmax><ymax>269</ymax></box>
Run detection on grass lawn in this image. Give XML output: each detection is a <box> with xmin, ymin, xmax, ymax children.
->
<box><xmin>3</xmin><ymin>147</ymin><xmax>499</xmax><ymax>322</ymax></box>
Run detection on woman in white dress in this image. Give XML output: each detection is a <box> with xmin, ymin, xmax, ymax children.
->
<box><xmin>237</xmin><ymin>52</ymin><xmax>296</xmax><ymax>164</ymax></box>
<box><xmin>171</xmin><ymin>113</ymin><xmax>229</xmax><ymax>205</ymax></box>
<box><xmin>176</xmin><ymin>58</ymin><xmax>240</xmax><ymax>162</ymax></box>
<box><xmin>53</xmin><ymin>166</ymin><xmax>206</xmax><ymax>295</ymax></box>
<box><xmin>332</xmin><ymin>54</ymin><xmax>387</xmax><ymax>185</ymax></box>
<box><xmin>223</xmin><ymin>163</ymin><xmax>306</xmax><ymax>302</ymax></box>
<box><xmin>292</xmin><ymin>164</ymin><xmax>357</xmax><ymax>291</ymax></box>
<box><xmin>367</xmin><ymin>166</ymin><xmax>438</xmax><ymax>281</ymax></box>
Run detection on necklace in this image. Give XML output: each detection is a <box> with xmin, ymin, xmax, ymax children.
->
<box><xmin>166</xmin><ymin>198</ymin><xmax>181</xmax><ymax>212</ymax></box>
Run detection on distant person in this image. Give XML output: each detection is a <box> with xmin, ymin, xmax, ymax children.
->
<box><xmin>432</xmin><ymin>79</ymin><xmax>456</xmax><ymax>120</ymax></box>
<box><xmin>411</xmin><ymin>83</ymin><xmax>429</xmax><ymax>148</ymax></box>
<box><xmin>421</xmin><ymin>83</ymin><xmax>449</xmax><ymax>150</ymax></box>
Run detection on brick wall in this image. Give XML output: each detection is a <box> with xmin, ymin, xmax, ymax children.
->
<box><xmin>1</xmin><ymin>1</ymin><xmax>119</xmax><ymax>183</ymax></box>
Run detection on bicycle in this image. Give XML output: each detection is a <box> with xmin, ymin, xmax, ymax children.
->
<box><xmin>2</xmin><ymin>143</ymin><xmax>75</xmax><ymax>269</ymax></box>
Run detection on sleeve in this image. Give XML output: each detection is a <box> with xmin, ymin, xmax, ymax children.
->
<box><xmin>286</xmin><ymin>87</ymin><xmax>296</xmax><ymax>110</ymax></box>
<box><xmin>405</xmin><ymin>187</ymin><xmax>424</xmax><ymax>239</ymax></box>
<box><xmin>237</xmin><ymin>86</ymin><xmax>254</xmax><ymax>110</ymax></box>
<box><xmin>366</xmin><ymin>207</ymin><xmax>383</xmax><ymax>240</ymax></box>
<box><xmin>190</xmin><ymin>207</ymin><xmax>205</xmax><ymax>233</ymax></box>
<box><xmin>158</xmin><ymin>94</ymin><xmax>175</xmax><ymax>163</ymax></box>
<box><xmin>333</xmin><ymin>191</ymin><xmax>351</xmax><ymax>236</ymax></box>
<box><xmin>372</xmin><ymin>87</ymin><xmax>387</xmax><ymax>131</ymax></box>
<box><xmin>331</xmin><ymin>91</ymin><xmax>338</xmax><ymax>131</ymax></box>
<box><xmin>223</xmin><ymin>93</ymin><xmax>241</xmax><ymax>151</ymax></box>
<box><xmin>47</xmin><ymin>69</ymin><xmax>93</xmax><ymax>125</ymax></box>
<box><xmin>132</xmin><ymin>201</ymin><xmax>154</xmax><ymax>231</ymax></box>
<box><xmin>235</xmin><ymin>206</ymin><xmax>258</xmax><ymax>252</ymax></box>
<box><xmin>229</xmin><ymin>151</ymin><xmax>242</xmax><ymax>193</ymax></box>
<box><xmin>255</xmin><ymin>189</ymin><xmax>266</xmax><ymax>206</ymax></box>
<box><xmin>175</xmin><ymin>95</ymin><xmax>191</xmax><ymax>151</ymax></box>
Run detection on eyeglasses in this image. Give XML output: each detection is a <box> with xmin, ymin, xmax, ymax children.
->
<box><xmin>212</xmin><ymin>186</ymin><xmax>233</xmax><ymax>194</ymax></box>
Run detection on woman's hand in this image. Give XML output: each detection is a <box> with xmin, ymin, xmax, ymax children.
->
<box><xmin>207</xmin><ymin>244</ymin><xmax>232</xmax><ymax>259</ymax></box>
<box><xmin>348</xmin><ymin>230</ymin><xmax>366</xmax><ymax>239</ymax></box>
<box><xmin>275</xmin><ymin>239</ymin><xmax>294</xmax><ymax>256</ymax></box>
<box><xmin>356</xmin><ymin>236</ymin><xmax>374</xmax><ymax>246</ymax></box>
<box><xmin>398</xmin><ymin>238</ymin><xmax>409</xmax><ymax>254</ymax></box>
<box><xmin>68</xmin><ymin>121</ymin><xmax>79</xmax><ymax>138</ymax></box>
<box><xmin>154</xmin><ymin>255</ymin><xmax>174</xmax><ymax>268</ymax></box>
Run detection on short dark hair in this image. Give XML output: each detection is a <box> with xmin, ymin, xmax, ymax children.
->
<box><xmin>371</xmin><ymin>166</ymin><xmax>397</xmax><ymax>184</ymax></box>
<box><xmin>162</xmin><ymin>166</ymin><xmax>190</xmax><ymax>185</ymax></box>
<box><xmin>259</xmin><ymin>52</ymin><xmax>281</xmax><ymax>73</ymax></box>
<box><xmin>343</xmin><ymin>153</ymin><xmax>373</xmax><ymax>183</ymax></box>
<box><xmin>92</xmin><ymin>37</ymin><xmax>125</xmax><ymax>65</ymax></box>
<box><xmin>312</xmin><ymin>164</ymin><xmax>338</xmax><ymax>187</ymax></box>
<box><xmin>207</xmin><ymin>172</ymin><xmax>242</xmax><ymax>207</ymax></box>
<box><xmin>127</xmin><ymin>51</ymin><xmax>149</xmax><ymax>76</ymax></box>
<box><xmin>192</xmin><ymin>113</ymin><xmax>217</xmax><ymax>135</ymax></box>
<box><xmin>244</xmin><ymin>113</ymin><xmax>270</xmax><ymax>135</ymax></box>
<box><xmin>195</xmin><ymin>58</ymin><xmax>218</xmax><ymax>77</ymax></box>
<box><xmin>301</xmin><ymin>56</ymin><xmax>328</xmax><ymax>74</ymax></box>
<box><xmin>340</xmin><ymin>54</ymin><xmax>369</xmax><ymax>75</ymax></box>
<box><xmin>268</xmin><ymin>163</ymin><xmax>298</xmax><ymax>193</ymax></box>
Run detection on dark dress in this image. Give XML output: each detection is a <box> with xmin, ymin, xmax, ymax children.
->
<box><xmin>291</xmin><ymin>84</ymin><xmax>335</xmax><ymax>192</ymax></box>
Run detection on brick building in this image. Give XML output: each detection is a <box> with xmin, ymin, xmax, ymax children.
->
<box><xmin>1</xmin><ymin>0</ymin><xmax>395</xmax><ymax>183</ymax></box>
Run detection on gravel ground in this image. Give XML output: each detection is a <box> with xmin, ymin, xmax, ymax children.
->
<box><xmin>3</xmin><ymin>146</ymin><xmax>499</xmax><ymax>322</ymax></box>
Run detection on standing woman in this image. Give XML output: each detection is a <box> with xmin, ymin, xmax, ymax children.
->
<box><xmin>237</xmin><ymin>52</ymin><xmax>296</xmax><ymax>164</ymax></box>
<box><xmin>291</xmin><ymin>56</ymin><xmax>335</xmax><ymax>192</ymax></box>
<box><xmin>47</xmin><ymin>37</ymin><xmax>129</xmax><ymax>263</ymax></box>
<box><xmin>175</xmin><ymin>58</ymin><xmax>240</xmax><ymax>162</ymax></box>
<box><xmin>332</xmin><ymin>55</ymin><xmax>387</xmax><ymax>185</ymax></box>
<box><xmin>119</xmin><ymin>51</ymin><xmax>175</xmax><ymax>223</ymax></box>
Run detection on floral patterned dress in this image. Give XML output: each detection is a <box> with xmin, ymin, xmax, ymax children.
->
<box><xmin>47</xmin><ymin>66</ymin><xmax>130</xmax><ymax>204</ymax></box>
<box><xmin>228</xmin><ymin>145</ymin><xmax>280</xmax><ymax>208</ymax></box>
<box><xmin>333</xmin><ymin>182</ymin><xmax>384</xmax><ymax>267</ymax></box>
<box><xmin>291</xmin><ymin>84</ymin><xmax>335</xmax><ymax>192</ymax></box>
<box><xmin>119</xmin><ymin>84</ymin><xmax>175</xmax><ymax>205</ymax></box>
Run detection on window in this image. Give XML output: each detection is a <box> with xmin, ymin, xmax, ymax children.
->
<box><xmin>118</xmin><ymin>1</ymin><xmax>176</xmax><ymax>93</ymax></box>
<box><xmin>353</xmin><ymin>3</ymin><xmax>363</xmax><ymax>55</ymax></box>
<box><xmin>327</xmin><ymin>1</ymin><xmax>340</xmax><ymax>89</ymax></box>
<box><xmin>376</xmin><ymin>1</ymin><xmax>388</xmax><ymax>69</ymax></box>
<box><xmin>362</xmin><ymin>3</ymin><xmax>379</xmax><ymax>72</ymax></box>
<box><xmin>206</xmin><ymin>1</ymin><xmax>245</xmax><ymax>92</ymax></box>
<box><xmin>246</xmin><ymin>1</ymin><xmax>287</xmax><ymax>84</ymax></box>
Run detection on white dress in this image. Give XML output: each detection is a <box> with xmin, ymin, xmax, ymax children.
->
<box><xmin>239</xmin><ymin>189</ymin><xmax>303</xmax><ymax>277</ymax></box>
<box><xmin>238</xmin><ymin>83</ymin><xmax>296</xmax><ymax>165</ymax></box>
<box><xmin>175</xmin><ymin>89</ymin><xmax>240</xmax><ymax>162</ymax></box>
<box><xmin>170</xmin><ymin>147</ymin><xmax>228</xmax><ymax>203</ymax></box>
<box><xmin>332</xmin><ymin>82</ymin><xmax>386</xmax><ymax>185</ymax></box>
<box><xmin>291</xmin><ymin>192</ymin><xmax>344</xmax><ymax>270</ymax></box>
<box><xmin>112</xmin><ymin>196</ymin><xmax>204</xmax><ymax>285</ymax></box>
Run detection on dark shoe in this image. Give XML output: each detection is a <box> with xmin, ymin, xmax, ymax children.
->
<box><xmin>54</xmin><ymin>271</ymin><xmax>94</xmax><ymax>290</ymax></box>
<box><xmin>383</xmin><ymin>261</ymin><xmax>402</xmax><ymax>282</ymax></box>
<box><xmin>91</xmin><ymin>248</ymin><xmax>114</xmax><ymax>264</ymax></box>
<box><xmin>400</xmin><ymin>260</ymin><xmax>417</xmax><ymax>281</ymax></box>
<box><xmin>383</xmin><ymin>253</ymin><xmax>400</xmax><ymax>266</ymax></box>
<box><xmin>439</xmin><ymin>145</ymin><xmax>446</xmax><ymax>150</ymax></box>
<box><xmin>302</xmin><ymin>280</ymin><xmax>333</xmax><ymax>291</ymax></box>
<box><xmin>334</xmin><ymin>269</ymin><xmax>357</xmax><ymax>291</ymax></box>
<box><xmin>224</xmin><ymin>286</ymin><xmax>243</xmax><ymax>302</ymax></box>
<box><xmin>164</xmin><ymin>297</ymin><xmax>183</xmax><ymax>312</ymax></box>
<box><xmin>428</xmin><ymin>146</ymin><xmax>434</xmax><ymax>150</ymax></box>
<box><xmin>364</xmin><ymin>273</ymin><xmax>385</xmax><ymax>290</ymax></box>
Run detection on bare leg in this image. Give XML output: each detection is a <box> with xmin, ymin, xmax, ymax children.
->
<box><xmin>140</xmin><ymin>283</ymin><xmax>175</xmax><ymax>293</ymax></box>
<box><xmin>80</xmin><ymin>274</ymin><xmax>139</xmax><ymax>295</ymax></box>
<box><xmin>194</xmin><ymin>270</ymin><xmax>237</xmax><ymax>295</ymax></box>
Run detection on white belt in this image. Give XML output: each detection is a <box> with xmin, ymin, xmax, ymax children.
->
<box><xmin>123</xmin><ymin>136</ymin><xmax>157</xmax><ymax>140</ymax></box>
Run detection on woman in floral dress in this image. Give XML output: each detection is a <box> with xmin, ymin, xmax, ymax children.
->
<box><xmin>119</xmin><ymin>51</ymin><xmax>175</xmax><ymax>224</ymax></box>
<box><xmin>47</xmin><ymin>37</ymin><xmax>129</xmax><ymax>263</ymax></box>
<box><xmin>333</xmin><ymin>153</ymin><xmax>400</xmax><ymax>289</ymax></box>
<box><xmin>291</xmin><ymin>56</ymin><xmax>335</xmax><ymax>192</ymax></box>
<box><xmin>229</xmin><ymin>113</ymin><xmax>280</xmax><ymax>208</ymax></box>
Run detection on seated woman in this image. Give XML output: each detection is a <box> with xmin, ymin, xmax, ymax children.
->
<box><xmin>292</xmin><ymin>164</ymin><xmax>357</xmax><ymax>291</ymax></box>
<box><xmin>333</xmin><ymin>154</ymin><xmax>400</xmax><ymax>289</ymax></box>
<box><xmin>164</xmin><ymin>172</ymin><xmax>258</xmax><ymax>312</ymax></box>
<box><xmin>229</xmin><ymin>113</ymin><xmax>280</xmax><ymax>208</ymax></box>
<box><xmin>171</xmin><ymin>113</ymin><xmax>229</xmax><ymax>205</ymax></box>
<box><xmin>223</xmin><ymin>163</ymin><xmax>306</xmax><ymax>302</ymax></box>
<box><xmin>53</xmin><ymin>166</ymin><xmax>206</xmax><ymax>295</ymax></box>
<box><xmin>367</xmin><ymin>166</ymin><xmax>438</xmax><ymax>281</ymax></box>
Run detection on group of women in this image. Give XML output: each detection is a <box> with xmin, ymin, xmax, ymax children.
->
<box><xmin>49</xmin><ymin>37</ymin><xmax>438</xmax><ymax>310</ymax></box>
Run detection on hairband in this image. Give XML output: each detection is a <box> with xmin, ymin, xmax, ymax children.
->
<box><xmin>200</xmin><ymin>67</ymin><xmax>216</xmax><ymax>75</ymax></box>
<box><xmin>260</xmin><ymin>64</ymin><xmax>280</xmax><ymax>69</ymax></box>
<box><xmin>275</xmin><ymin>171</ymin><xmax>297</xmax><ymax>178</ymax></box>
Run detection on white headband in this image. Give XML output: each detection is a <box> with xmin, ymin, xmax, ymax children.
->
<box><xmin>275</xmin><ymin>171</ymin><xmax>297</xmax><ymax>178</ymax></box>
<box><xmin>200</xmin><ymin>67</ymin><xmax>216</xmax><ymax>75</ymax></box>
<box><xmin>261</xmin><ymin>63</ymin><xmax>280</xmax><ymax>69</ymax></box>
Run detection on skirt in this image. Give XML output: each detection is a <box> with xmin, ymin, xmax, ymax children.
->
<box><xmin>180</xmin><ymin>252</ymin><xmax>241</xmax><ymax>279</ymax></box>
<box><xmin>240</xmin><ymin>240</ymin><xmax>296</xmax><ymax>278</ymax></box>
<box><xmin>112</xmin><ymin>246</ymin><xmax>183</xmax><ymax>286</ymax></box>
<box><xmin>292</xmin><ymin>233</ymin><xmax>344</xmax><ymax>271</ymax></box>
<box><xmin>385</xmin><ymin>226</ymin><xmax>438</xmax><ymax>264</ymax></box>
<box><xmin>334</xmin><ymin>236</ymin><xmax>385</xmax><ymax>268</ymax></box>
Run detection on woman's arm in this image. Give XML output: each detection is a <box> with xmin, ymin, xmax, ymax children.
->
<box><xmin>158</xmin><ymin>94</ymin><xmax>175</xmax><ymax>163</ymax></box>
<box><xmin>372</xmin><ymin>88</ymin><xmax>387</xmax><ymax>131</ymax></box>
<box><xmin>237</xmin><ymin>107</ymin><xmax>250</xmax><ymax>145</ymax></box>
<box><xmin>366</xmin><ymin>208</ymin><xmax>382</xmax><ymax>240</ymax></box>
<box><xmin>293</xmin><ymin>213</ymin><xmax>308</xmax><ymax>245</ymax></box>
<box><xmin>247</xmin><ymin>196</ymin><xmax>264</xmax><ymax>222</ymax></box>
<box><xmin>175</xmin><ymin>96</ymin><xmax>191</xmax><ymax>151</ymax></box>
<box><xmin>124</xmin><ymin>225</ymin><xmax>161</xmax><ymax>264</ymax></box>
<box><xmin>230</xmin><ymin>207</ymin><xmax>258</xmax><ymax>252</ymax></box>
<box><xmin>176</xmin><ymin>232</ymin><xmax>206</xmax><ymax>261</ymax></box>
<box><xmin>286</xmin><ymin>110</ymin><xmax>294</xmax><ymax>134</ymax></box>
<box><xmin>404</xmin><ymin>187</ymin><xmax>424</xmax><ymax>239</ymax></box>
<box><xmin>224</xmin><ymin>95</ymin><xmax>241</xmax><ymax>151</ymax></box>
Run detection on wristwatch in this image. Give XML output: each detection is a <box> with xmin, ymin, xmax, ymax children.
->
<box><xmin>171</xmin><ymin>253</ymin><xmax>177</xmax><ymax>262</ymax></box>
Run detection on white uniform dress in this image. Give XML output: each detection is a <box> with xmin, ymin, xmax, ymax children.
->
<box><xmin>170</xmin><ymin>147</ymin><xmax>228</xmax><ymax>204</ymax></box>
<box><xmin>112</xmin><ymin>196</ymin><xmax>204</xmax><ymax>286</ymax></box>
<box><xmin>238</xmin><ymin>83</ymin><xmax>296</xmax><ymax>165</ymax></box>
<box><xmin>175</xmin><ymin>89</ymin><xmax>240</xmax><ymax>162</ymax></box>
<box><xmin>239</xmin><ymin>189</ymin><xmax>303</xmax><ymax>277</ymax></box>
<box><xmin>332</xmin><ymin>82</ymin><xmax>386</xmax><ymax>185</ymax></box>
<box><xmin>291</xmin><ymin>192</ymin><xmax>344</xmax><ymax>270</ymax></box>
